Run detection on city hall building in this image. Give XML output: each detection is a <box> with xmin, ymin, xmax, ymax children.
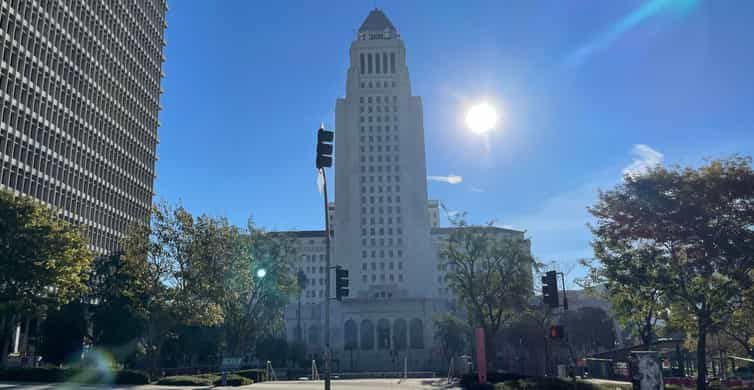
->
<box><xmin>0</xmin><ymin>0</ymin><xmax>167</xmax><ymax>253</ymax></box>
<box><xmin>280</xmin><ymin>10</ymin><xmax>530</xmax><ymax>371</ymax></box>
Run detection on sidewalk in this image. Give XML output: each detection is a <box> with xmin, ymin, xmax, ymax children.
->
<box><xmin>0</xmin><ymin>382</ymin><xmax>256</xmax><ymax>390</ymax></box>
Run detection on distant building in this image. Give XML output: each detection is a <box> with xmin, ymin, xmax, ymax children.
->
<box><xmin>278</xmin><ymin>9</ymin><xmax>531</xmax><ymax>371</ymax></box>
<box><xmin>0</xmin><ymin>0</ymin><xmax>167</xmax><ymax>253</ymax></box>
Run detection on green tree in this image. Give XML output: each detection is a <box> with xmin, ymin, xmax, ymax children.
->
<box><xmin>588</xmin><ymin>157</ymin><xmax>754</xmax><ymax>390</ymax></box>
<box><xmin>220</xmin><ymin>224</ymin><xmax>298</xmax><ymax>356</ymax></box>
<box><xmin>434</xmin><ymin>313</ymin><xmax>470</xmax><ymax>363</ymax></box>
<box><xmin>119</xmin><ymin>201</ymin><xmax>299</xmax><ymax>367</ymax></box>
<box><xmin>563</xmin><ymin>307</ymin><xmax>617</xmax><ymax>355</ymax></box>
<box><xmin>580</xmin><ymin>251</ymin><xmax>667</xmax><ymax>346</ymax></box>
<box><xmin>0</xmin><ymin>189</ymin><xmax>93</xmax><ymax>366</ymax></box>
<box><xmin>39</xmin><ymin>302</ymin><xmax>87</xmax><ymax>366</ymax></box>
<box><xmin>440</xmin><ymin>213</ymin><xmax>535</xmax><ymax>368</ymax></box>
<box><xmin>720</xmin><ymin>286</ymin><xmax>754</xmax><ymax>360</ymax></box>
<box><xmin>89</xmin><ymin>253</ymin><xmax>149</xmax><ymax>364</ymax></box>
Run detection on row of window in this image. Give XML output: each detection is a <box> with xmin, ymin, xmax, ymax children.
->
<box><xmin>343</xmin><ymin>318</ymin><xmax>424</xmax><ymax>350</ymax></box>
<box><xmin>0</xmin><ymin>159</ymin><xmax>141</xmax><ymax>236</ymax></box>
<box><xmin>359</xmin><ymin>164</ymin><xmax>400</xmax><ymax>174</ymax></box>
<box><xmin>359</xmin><ymin>52</ymin><xmax>396</xmax><ymax>74</ymax></box>
<box><xmin>302</xmin><ymin>254</ymin><xmax>325</xmax><ymax>262</ymax></box>
<box><xmin>360</xmin><ymin>105</ymin><xmax>397</xmax><ymax>113</ymax></box>
<box><xmin>0</xmin><ymin>142</ymin><xmax>143</xmax><ymax>232</ymax></box>
<box><xmin>2</xmin><ymin>0</ymin><xmax>164</xmax><ymax>137</ymax></box>
<box><xmin>361</xmin><ymin>217</ymin><xmax>402</xmax><ymax>227</ymax></box>
<box><xmin>360</xmin><ymin>80</ymin><xmax>396</xmax><ymax>89</ymax></box>
<box><xmin>0</xmin><ymin>0</ymin><xmax>166</xmax><ymax>252</ymax></box>
<box><xmin>7</xmin><ymin>0</ymin><xmax>165</xmax><ymax>96</ymax></box>
<box><xmin>1</xmin><ymin>16</ymin><xmax>159</xmax><ymax>162</ymax></box>
<box><xmin>360</xmin><ymin>155</ymin><xmax>399</xmax><ymax>164</ymax></box>
<box><xmin>360</xmin><ymin>134</ymin><xmax>398</xmax><ymax>144</ymax></box>
<box><xmin>360</xmin><ymin>195</ymin><xmax>401</xmax><ymax>204</ymax></box>
<box><xmin>360</xmin><ymin>145</ymin><xmax>398</xmax><ymax>153</ymax></box>
<box><xmin>362</xmin><ymin>273</ymin><xmax>403</xmax><ymax>283</ymax></box>
<box><xmin>360</xmin><ymin>115</ymin><xmax>398</xmax><ymax>123</ymax></box>
<box><xmin>360</xmin><ymin>237</ymin><xmax>402</xmax><ymax>247</ymax></box>
<box><xmin>360</xmin><ymin>96</ymin><xmax>396</xmax><ymax>104</ymax></box>
<box><xmin>362</xmin><ymin>260</ymin><xmax>403</xmax><ymax>268</ymax></box>
<box><xmin>0</xmin><ymin>97</ymin><xmax>152</xmax><ymax>209</ymax></box>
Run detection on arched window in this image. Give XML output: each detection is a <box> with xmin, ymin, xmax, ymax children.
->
<box><xmin>383</xmin><ymin>53</ymin><xmax>388</xmax><ymax>75</ymax></box>
<box><xmin>360</xmin><ymin>53</ymin><xmax>365</xmax><ymax>74</ymax></box>
<box><xmin>344</xmin><ymin>320</ymin><xmax>358</xmax><ymax>350</ymax></box>
<box><xmin>390</xmin><ymin>52</ymin><xmax>396</xmax><ymax>73</ymax></box>
<box><xmin>367</xmin><ymin>53</ymin><xmax>373</xmax><ymax>74</ymax></box>
<box><xmin>309</xmin><ymin>325</ymin><xmax>320</xmax><ymax>346</ymax></box>
<box><xmin>360</xmin><ymin>319</ymin><xmax>374</xmax><ymax>350</ymax></box>
<box><xmin>409</xmin><ymin>318</ymin><xmax>424</xmax><ymax>349</ymax></box>
<box><xmin>377</xmin><ymin>319</ymin><xmax>391</xmax><ymax>349</ymax></box>
<box><xmin>393</xmin><ymin>319</ymin><xmax>407</xmax><ymax>351</ymax></box>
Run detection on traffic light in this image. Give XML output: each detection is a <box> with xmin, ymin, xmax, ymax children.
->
<box><xmin>335</xmin><ymin>266</ymin><xmax>349</xmax><ymax>301</ymax></box>
<box><xmin>316</xmin><ymin>127</ymin><xmax>334</xmax><ymax>169</ymax></box>
<box><xmin>541</xmin><ymin>270</ymin><xmax>559</xmax><ymax>307</ymax></box>
<box><xmin>549</xmin><ymin>325</ymin><xmax>565</xmax><ymax>339</ymax></box>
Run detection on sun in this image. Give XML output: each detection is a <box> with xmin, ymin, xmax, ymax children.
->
<box><xmin>466</xmin><ymin>103</ymin><xmax>498</xmax><ymax>134</ymax></box>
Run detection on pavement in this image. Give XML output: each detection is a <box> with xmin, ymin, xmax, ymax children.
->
<box><xmin>0</xmin><ymin>378</ymin><xmax>459</xmax><ymax>390</ymax></box>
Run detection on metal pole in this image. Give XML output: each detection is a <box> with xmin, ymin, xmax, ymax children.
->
<box><xmin>321</xmin><ymin>168</ymin><xmax>332</xmax><ymax>390</ymax></box>
<box><xmin>558</xmin><ymin>272</ymin><xmax>568</xmax><ymax>311</ymax></box>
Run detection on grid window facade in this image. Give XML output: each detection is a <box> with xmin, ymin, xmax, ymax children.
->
<box><xmin>0</xmin><ymin>0</ymin><xmax>167</xmax><ymax>253</ymax></box>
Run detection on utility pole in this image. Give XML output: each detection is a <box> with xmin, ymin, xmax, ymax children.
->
<box><xmin>316</xmin><ymin>124</ymin><xmax>334</xmax><ymax>390</ymax></box>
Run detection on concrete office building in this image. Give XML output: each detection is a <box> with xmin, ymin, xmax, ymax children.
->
<box><xmin>0</xmin><ymin>0</ymin><xmax>167</xmax><ymax>253</ymax></box>
<box><xmin>281</xmin><ymin>10</ymin><xmax>531</xmax><ymax>371</ymax></box>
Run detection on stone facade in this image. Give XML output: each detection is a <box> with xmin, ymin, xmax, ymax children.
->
<box><xmin>278</xmin><ymin>9</ymin><xmax>530</xmax><ymax>371</ymax></box>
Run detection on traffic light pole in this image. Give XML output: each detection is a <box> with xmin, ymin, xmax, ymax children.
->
<box><xmin>321</xmin><ymin>167</ymin><xmax>332</xmax><ymax>390</ymax></box>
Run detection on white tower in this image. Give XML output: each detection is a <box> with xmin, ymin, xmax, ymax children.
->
<box><xmin>334</xmin><ymin>10</ymin><xmax>435</xmax><ymax>300</ymax></box>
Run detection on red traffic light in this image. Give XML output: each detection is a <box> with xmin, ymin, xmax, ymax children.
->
<box><xmin>549</xmin><ymin>325</ymin><xmax>564</xmax><ymax>339</ymax></box>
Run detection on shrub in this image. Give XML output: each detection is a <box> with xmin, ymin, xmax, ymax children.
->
<box><xmin>213</xmin><ymin>373</ymin><xmax>253</xmax><ymax>386</ymax></box>
<box><xmin>155</xmin><ymin>375</ymin><xmax>215</xmax><ymax>386</ymax></box>
<box><xmin>0</xmin><ymin>368</ymin><xmax>149</xmax><ymax>385</ymax></box>
<box><xmin>234</xmin><ymin>368</ymin><xmax>266</xmax><ymax>382</ymax></box>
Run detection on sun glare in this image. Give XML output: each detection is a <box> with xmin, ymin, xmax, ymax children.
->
<box><xmin>466</xmin><ymin>103</ymin><xmax>498</xmax><ymax>134</ymax></box>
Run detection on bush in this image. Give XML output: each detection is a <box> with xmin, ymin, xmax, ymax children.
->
<box><xmin>235</xmin><ymin>368</ymin><xmax>266</xmax><ymax>382</ymax></box>
<box><xmin>0</xmin><ymin>368</ymin><xmax>65</xmax><ymax>382</ymax></box>
<box><xmin>109</xmin><ymin>370</ymin><xmax>150</xmax><ymax>385</ymax></box>
<box><xmin>0</xmin><ymin>368</ymin><xmax>149</xmax><ymax>385</ymax></box>
<box><xmin>155</xmin><ymin>375</ymin><xmax>216</xmax><ymax>386</ymax></box>
<box><xmin>156</xmin><ymin>373</ymin><xmax>252</xmax><ymax>387</ymax></box>
<box><xmin>213</xmin><ymin>373</ymin><xmax>253</xmax><ymax>386</ymax></box>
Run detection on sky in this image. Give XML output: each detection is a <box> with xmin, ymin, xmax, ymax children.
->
<box><xmin>156</xmin><ymin>0</ymin><xmax>754</xmax><ymax>285</ymax></box>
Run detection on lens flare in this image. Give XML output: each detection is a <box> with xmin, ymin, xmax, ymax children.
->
<box><xmin>466</xmin><ymin>103</ymin><xmax>498</xmax><ymax>134</ymax></box>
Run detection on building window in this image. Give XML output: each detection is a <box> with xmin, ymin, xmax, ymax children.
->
<box><xmin>361</xmin><ymin>319</ymin><xmax>374</xmax><ymax>350</ymax></box>
<box><xmin>390</xmin><ymin>52</ymin><xmax>396</xmax><ymax>73</ymax></box>
<box><xmin>367</xmin><ymin>53</ymin><xmax>373</xmax><ymax>73</ymax></box>
<box><xmin>360</xmin><ymin>53</ymin><xmax>365</xmax><ymax>74</ymax></box>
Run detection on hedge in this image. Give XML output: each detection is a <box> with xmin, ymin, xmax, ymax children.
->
<box><xmin>155</xmin><ymin>375</ymin><xmax>215</xmax><ymax>386</ymax></box>
<box><xmin>234</xmin><ymin>368</ymin><xmax>266</xmax><ymax>382</ymax></box>
<box><xmin>0</xmin><ymin>367</ymin><xmax>149</xmax><ymax>384</ymax></box>
<box><xmin>156</xmin><ymin>373</ymin><xmax>252</xmax><ymax>387</ymax></box>
<box><xmin>213</xmin><ymin>373</ymin><xmax>253</xmax><ymax>386</ymax></box>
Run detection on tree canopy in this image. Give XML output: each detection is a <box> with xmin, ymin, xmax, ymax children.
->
<box><xmin>0</xmin><ymin>189</ymin><xmax>93</xmax><ymax>365</ymax></box>
<box><xmin>588</xmin><ymin>157</ymin><xmax>754</xmax><ymax>390</ymax></box>
<box><xmin>440</xmin><ymin>213</ymin><xmax>535</xmax><ymax>367</ymax></box>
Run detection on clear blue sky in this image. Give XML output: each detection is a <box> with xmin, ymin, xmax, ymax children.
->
<box><xmin>156</xmin><ymin>0</ymin><xmax>754</xmax><ymax>284</ymax></box>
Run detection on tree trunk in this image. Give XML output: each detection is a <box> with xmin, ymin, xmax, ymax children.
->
<box><xmin>0</xmin><ymin>314</ymin><xmax>17</xmax><ymax>367</ymax></box>
<box><xmin>696</xmin><ymin>318</ymin><xmax>707</xmax><ymax>390</ymax></box>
